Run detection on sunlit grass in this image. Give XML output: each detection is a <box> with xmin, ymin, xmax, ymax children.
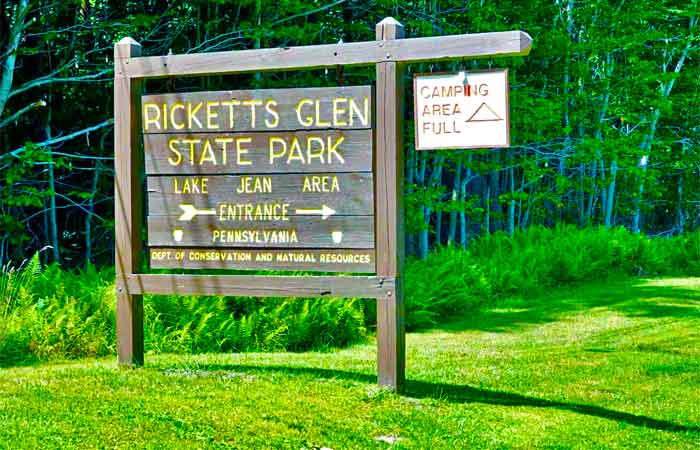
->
<box><xmin>1</xmin><ymin>278</ymin><xmax>699</xmax><ymax>449</ymax></box>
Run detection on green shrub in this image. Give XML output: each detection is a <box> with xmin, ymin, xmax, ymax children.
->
<box><xmin>401</xmin><ymin>226</ymin><xmax>700</xmax><ymax>329</ymax></box>
<box><xmin>145</xmin><ymin>295</ymin><xmax>366</xmax><ymax>354</ymax></box>
<box><xmin>0</xmin><ymin>262</ymin><xmax>367</xmax><ymax>366</ymax></box>
<box><xmin>1</xmin><ymin>226</ymin><xmax>699</xmax><ymax>366</ymax></box>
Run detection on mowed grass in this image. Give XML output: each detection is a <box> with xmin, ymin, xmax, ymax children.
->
<box><xmin>1</xmin><ymin>278</ymin><xmax>700</xmax><ymax>449</ymax></box>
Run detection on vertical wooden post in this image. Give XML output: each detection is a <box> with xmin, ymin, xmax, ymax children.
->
<box><xmin>114</xmin><ymin>37</ymin><xmax>144</xmax><ymax>367</ymax></box>
<box><xmin>375</xmin><ymin>17</ymin><xmax>406</xmax><ymax>392</ymax></box>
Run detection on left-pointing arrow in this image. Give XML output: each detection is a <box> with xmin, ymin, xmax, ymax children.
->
<box><xmin>178</xmin><ymin>204</ymin><xmax>216</xmax><ymax>221</ymax></box>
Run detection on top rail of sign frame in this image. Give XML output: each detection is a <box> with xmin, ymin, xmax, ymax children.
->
<box><xmin>118</xmin><ymin>31</ymin><xmax>532</xmax><ymax>79</ymax></box>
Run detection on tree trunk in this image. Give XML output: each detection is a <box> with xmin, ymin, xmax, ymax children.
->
<box><xmin>508</xmin><ymin>165</ymin><xmax>515</xmax><ymax>235</ymax></box>
<box><xmin>85</xmin><ymin>163</ymin><xmax>101</xmax><ymax>264</ymax></box>
<box><xmin>0</xmin><ymin>0</ymin><xmax>29</xmax><ymax>118</ymax></box>
<box><xmin>435</xmin><ymin>209</ymin><xmax>442</xmax><ymax>246</ymax></box>
<box><xmin>590</xmin><ymin>88</ymin><xmax>610</xmax><ymax>225</ymax></box>
<box><xmin>677</xmin><ymin>144</ymin><xmax>686</xmax><ymax>233</ymax></box>
<box><xmin>45</xmin><ymin>126</ymin><xmax>60</xmax><ymax>264</ymax></box>
<box><xmin>484</xmin><ymin>180</ymin><xmax>491</xmax><ymax>235</ymax></box>
<box><xmin>557</xmin><ymin>0</ymin><xmax>575</xmax><ymax>224</ymax></box>
<box><xmin>632</xmin><ymin>16</ymin><xmax>695</xmax><ymax>232</ymax></box>
<box><xmin>417</xmin><ymin>153</ymin><xmax>428</xmax><ymax>258</ymax></box>
<box><xmin>447</xmin><ymin>161</ymin><xmax>462</xmax><ymax>245</ymax></box>
<box><xmin>460</xmin><ymin>155</ymin><xmax>473</xmax><ymax>248</ymax></box>
<box><xmin>604</xmin><ymin>160</ymin><xmax>617</xmax><ymax>227</ymax></box>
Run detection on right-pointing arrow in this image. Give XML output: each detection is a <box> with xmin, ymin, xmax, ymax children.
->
<box><xmin>178</xmin><ymin>204</ymin><xmax>217</xmax><ymax>221</ymax></box>
<box><xmin>295</xmin><ymin>204</ymin><xmax>336</xmax><ymax>220</ymax></box>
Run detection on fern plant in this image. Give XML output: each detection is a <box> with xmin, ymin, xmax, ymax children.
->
<box><xmin>0</xmin><ymin>252</ymin><xmax>41</xmax><ymax>318</ymax></box>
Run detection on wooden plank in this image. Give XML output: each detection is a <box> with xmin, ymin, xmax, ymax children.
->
<box><xmin>125</xmin><ymin>31</ymin><xmax>533</xmax><ymax>79</ymax></box>
<box><xmin>375</xmin><ymin>22</ymin><xmax>406</xmax><ymax>281</ymax></box>
<box><xmin>142</xmin><ymin>86</ymin><xmax>372</xmax><ymax>133</ymax></box>
<box><xmin>120</xmin><ymin>273</ymin><xmax>395</xmax><ymax>298</ymax></box>
<box><xmin>147</xmin><ymin>173</ymin><xmax>373</xmax><ymax>217</ymax></box>
<box><xmin>144</xmin><ymin>129</ymin><xmax>373</xmax><ymax>175</ymax></box>
<box><xmin>374</xmin><ymin>17</ymin><xmax>406</xmax><ymax>393</ymax></box>
<box><xmin>114</xmin><ymin>37</ymin><xmax>144</xmax><ymax>367</ymax></box>
<box><xmin>377</xmin><ymin>279</ymin><xmax>404</xmax><ymax>388</ymax></box>
<box><xmin>149</xmin><ymin>248</ymin><xmax>376</xmax><ymax>273</ymax></box>
<box><xmin>147</xmin><ymin>215</ymin><xmax>375</xmax><ymax>248</ymax></box>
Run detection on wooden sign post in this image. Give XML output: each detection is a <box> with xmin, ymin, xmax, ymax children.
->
<box><xmin>114</xmin><ymin>19</ymin><xmax>532</xmax><ymax>392</ymax></box>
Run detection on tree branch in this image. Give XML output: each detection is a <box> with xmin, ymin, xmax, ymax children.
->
<box><xmin>9</xmin><ymin>68</ymin><xmax>112</xmax><ymax>99</ymax></box>
<box><xmin>3</xmin><ymin>119</ymin><xmax>114</xmax><ymax>160</ymax></box>
<box><xmin>0</xmin><ymin>99</ymin><xmax>45</xmax><ymax>129</ymax></box>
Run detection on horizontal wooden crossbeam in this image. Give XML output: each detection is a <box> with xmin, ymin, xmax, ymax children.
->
<box><xmin>121</xmin><ymin>31</ymin><xmax>532</xmax><ymax>79</ymax></box>
<box><xmin>119</xmin><ymin>273</ymin><xmax>395</xmax><ymax>298</ymax></box>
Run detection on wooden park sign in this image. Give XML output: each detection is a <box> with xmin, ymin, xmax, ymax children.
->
<box><xmin>143</xmin><ymin>86</ymin><xmax>376</xmax><ymax>273</ymax></box>
<box><xmin>114</xmin><ymin>17</ymin><xmax>531</xmax><ymax>392</ymax></box>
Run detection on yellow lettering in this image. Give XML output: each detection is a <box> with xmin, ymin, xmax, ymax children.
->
<box><xmin>264</xmin><ymin>99</ymin><xmax>279</xmax><ymax>128</ymax></box>
<box><xmin>349</xmin><ymin>97</ymin><xmax>370</xmax><ymax>126</ymax></box>
<box><xmin>173</xmin><ymin>177</ymin><xmax>208</xmax><ymax>194</ymax></box>
<box><xmin>207</xmin><ymin>101</ymin><xmax>220</xmax><ymax>129</ymax></box>
<box><xmin>187</xmin><ymin>102</ymin><xmax>203</xmax><ymax>129</ymax></box>
<box><xmin>167</xmin><ymin>139</ymin><xmax>182</xmax><ymax>166</ymax></box>
<box><xmin>162</xmin><ymin>104</ymin><xmax>168</xmax><ymax>129</ymax></box>
<box><xmin>327</xmin><ymin>136</ymin><xmax>345</xmax><ymax>164</ymax></box>
<box><xmin>287</xmin><ymin>137</ymin><xmax>305</xmax><ymax>164</ymax></box>
<box><xmin>215</xmin><ymin>137</ymin><xmax>232</xmax><ymax>166</ymax></box>
<box><xmin>302</xmin><ymin>175</ymin><xmax>340</xmax><ymax>192</ymax></box>
<box><xmin>306</xmin><ymin>136</ymin><xmax>325</xmax><ymax>163</ymax></box>
<box><xmin>269</xmin><ymin>137</ymin><xmax>287</xmax><ymax>164</ymax></box>
<box><xmin>296</xmin><ymin>99</ymin><xmax>314</xmax><ymax>126</ymax></box>
<box><xmin>143</xmin><ymin>103</ymin><xmax>161</xmax><ymax>131</ymax></box>
<box><xmin>182</xmin><ymin>138</ymin><xmax>200</xmax><ymax>165</ymax></box>
<box><xmin>236</xmin><ymin>176</ymin><xmax>272</xmax><ymax>194</ymax></box>
<box><xmin>220</xmin><ymin>100</ymin><xmax>240</xmax><ymax>128</ymax></box>
<box><xmin>315</xmin><ymin>100</ymin><xmax>330</xmax><ymax>127</ymax></box>
<box><xmin>170</xmin><ymin>103</ymin><xmax>186</xmax><ymax>129</ymax></box>
<box><xmin>242</xmin><ymin>99</ymin><xmax>263</xmax><ymax>128</ymax></box>
<box><xmin>331</xmin><ymin>175</ymin><xmax>339</xmax><ymax>192</ymax></box>
<box><xmin>236</xmin><ymin>137</ymin><xmax>252</xmax><ymax>165</ymax></box>
<box><xmin>333</xmin><ymin>97</ymin><xmax>348</xmax><ymax>126</ymax></box>
<box><xmin>198</xmin><ymin>140</ymin><xmax>217</xmax><ymax>165</ymax></box>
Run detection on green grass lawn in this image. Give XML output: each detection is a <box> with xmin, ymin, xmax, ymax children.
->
<box><xmin>1</xmin><ymin>278</ymin><xmax>700</xmax><ymax>449</ymax></box>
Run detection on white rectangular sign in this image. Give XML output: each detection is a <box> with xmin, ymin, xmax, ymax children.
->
<box><xmin>413</xmin><ymin>70</ymin><xmax>509</xmax><ymax>150</ymax></box>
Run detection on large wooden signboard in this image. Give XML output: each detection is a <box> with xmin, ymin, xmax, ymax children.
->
<box><xmin>142</xmin><ymin>86</ymin><xmax>376</xmax><ymax>273</ymax></box>
<box><xmin>414</xmin><ymin>70</ymin><xmax>509</xmax><ymax>150</ymax></box>
<box><xmin>113</xmin><ymin>17</ymin><xmax>531</xmax><ymax>392</ymax></box>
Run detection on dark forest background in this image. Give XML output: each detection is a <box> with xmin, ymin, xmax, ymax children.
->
<box><xmin>1</xmin><ymin>0</ymin><xmax>699</xmax><ymax>267</ymax></box>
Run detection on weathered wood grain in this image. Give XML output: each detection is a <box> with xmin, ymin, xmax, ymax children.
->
<box><xmin>114</xmin><ymin>37</ymin><xmax>144</xmax><ymax>367</ymax></box>
<box><xmin>143</xmin><ymin>129</ymin><xmax>373</xmax><ymax>175</ymax></box>
<box><xmin>147</xmin><ymin>215</ymin><xmax>375</xmax><ymax>248</ymax></box>
<box><xmin>149</xmin><ymin>247</ymin><xmax>376</xmax><ymax>273</ymax></box>
<box><xmin>125</xmin><ymin>31</ymin><xmax>533</xmax><ymax>79</ymax></box>
<box><xmin>375</xmin><ymin>17</ymin><xmax>406</xmax><ymax>393</ymax></box>
<box><xmin>146</xmin><ymin>173</ymin><xmax>373</xmax><ymax>217</ymax></box>
<box><xmin>118</xmin><ymin>274</ymin><xmax>395</xmax><ymax>298</ymax></box>
<box><xmin>142</xmin><ymin>86</ymin><xmax>372</xmax><ymax>133</ymax></box>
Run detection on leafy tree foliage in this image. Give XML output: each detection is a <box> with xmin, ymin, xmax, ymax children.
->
<box><xmin>0</xmin><ymin>0</ymin><xmax>698</xmax><ymax>265</ymax></box>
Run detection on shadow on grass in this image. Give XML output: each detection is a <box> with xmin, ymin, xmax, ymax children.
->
<box><xmin>186</xmin><ymin>363</ymin><xmax>700</xmax><ymax>434</ymax></box>
<box><xmin>434</xmin><ymin>280</ymin><xmax>700</xmax><ymax>334</ymax></box>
